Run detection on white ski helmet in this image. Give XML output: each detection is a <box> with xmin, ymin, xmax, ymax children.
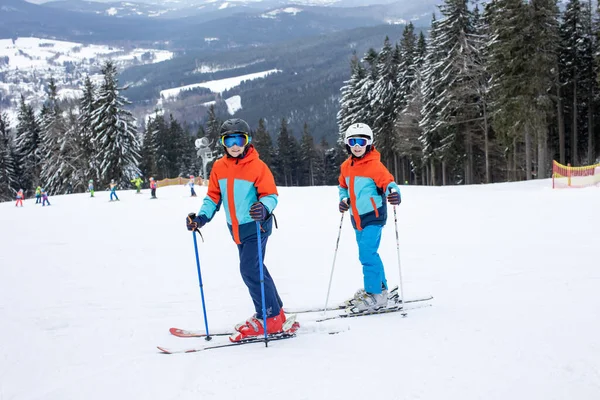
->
<box><xmin>344</xmin><ymin>123</ymin><xmax>373</xmax><ymax>144</ymax></box>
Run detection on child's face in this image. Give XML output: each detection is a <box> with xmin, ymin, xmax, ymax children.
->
<box><xmin>350</xmin><ymin>143</ymin><xmax>367</xmax><ymax>157</ymax></box>
<box><xmin>226</xmin><ymin>144</ymin><xmax>246</xmax><ymax>158</ymax></box>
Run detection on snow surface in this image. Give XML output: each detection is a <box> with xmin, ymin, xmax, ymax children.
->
<box><xmin>1</xmin><ymin>180</ymin><xmax>600</xmax><ymax>399</ymax></box>
<box><xmin>159</xmin><ymin>69</ymin><xmax>280</xmax><ymax>98</ymax></box>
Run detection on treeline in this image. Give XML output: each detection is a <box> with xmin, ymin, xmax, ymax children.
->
<box><xmin>338</xmin><ymin>0</ymin><xmax>600</xmax><ymax>185</ymax></box>
<box><xmin>0</xmin><ymin>62</ymin><xmax>345</xmax><ymax>201</ymax></box>
<box><xmin>0</xmin><ymin>61</ymin><xmax>141</xmax><ymax>200</ymax></box>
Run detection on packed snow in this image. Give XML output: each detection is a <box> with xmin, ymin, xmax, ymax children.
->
<box><xmin>1</xmin><ymin>180</ymin><xmax>599</xmax><ymax>399</ymax></box>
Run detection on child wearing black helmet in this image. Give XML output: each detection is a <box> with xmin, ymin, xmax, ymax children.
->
<box><xmin>185</xmin><ymin>118</ymin><xmax>296</xmax><ymax>342</ymax></box>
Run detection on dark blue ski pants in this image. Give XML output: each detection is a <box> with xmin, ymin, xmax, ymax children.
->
<box><xmin>237</xmin><ymin>235</ymin><xmax>282</xmax><ymax>320</ymax></box>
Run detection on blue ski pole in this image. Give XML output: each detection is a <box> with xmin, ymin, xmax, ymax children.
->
<box><xmin>256</xmin><ymin>221</ymin><xmax>269</xmax><ymax>347</ymax></box>
<box><xmin>192</xmin><ymin>230</ymin><xmax>212</xmax><ymax>341</ymax></box>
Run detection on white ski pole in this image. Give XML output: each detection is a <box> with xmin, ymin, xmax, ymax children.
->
<box><xmin>392</xmin><ymin>205</ymin><xmax>406</xmax><ymax>315</ymax></box>
<box><xmin>323</xmin><ymin>213</ymin><xmax>345</xmax><ymax>314</ymax></box>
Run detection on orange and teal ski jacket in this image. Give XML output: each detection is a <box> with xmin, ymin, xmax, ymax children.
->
<box><xmin>338</xmin><ymin>148</ymin><xmax>400</xmax><ymax>231</ymax></box>
<box><xmin>198</xmin><ymin>145</ymin><xmax>278</xmax><ymax>244</ymax></box>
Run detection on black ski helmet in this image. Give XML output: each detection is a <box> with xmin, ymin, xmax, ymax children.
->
<box><xmin>219</xmin><ymin>118</ymin><xmax>252</xmax><ymax>158</ymax></box>
<box><xmin>220</xmin><ymin>118</ymin><xmax>251</xmax><ymax>137</ymax></box>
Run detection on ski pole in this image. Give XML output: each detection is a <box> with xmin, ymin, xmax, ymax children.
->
<box><xmin>323</xmin><ymin>213</ymin><xmax>345</xmax><ymax>315</ymax></box>
<box><xmin>192</xmin><ymin>230</ymin><xmax>212</xmax><ymax>341</ymax></box>
<box><xmin>392</xmin><ymin>205</ymin><xmax>406</xmax><ymax>316</ymax></box>
<box><xmin>256</xmin><ymin>221</ymin><xmax>269</xmax><ymax>347</ymax></box>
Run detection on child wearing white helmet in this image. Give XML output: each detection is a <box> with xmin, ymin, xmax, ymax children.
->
<box><xmin>338</xmin><ymin>123</ymin><xmax>401</xmax><ymax>313</ymax></box>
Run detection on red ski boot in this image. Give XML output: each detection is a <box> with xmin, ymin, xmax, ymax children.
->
<box><xmin>230</xmin><ymin>309</ymin><xmax>291</xmax><ymax>342</ymax></box>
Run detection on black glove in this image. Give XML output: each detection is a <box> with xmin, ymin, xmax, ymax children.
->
<box><xmin>249</xmin><ymin>202</ymin><xmax>267</xmax><ymax>221</ymax></box>
<box><xmin>186</xmin><ymin>213</ymin><xmax>208</xmax><ymax>231</ymax></box>
<box><xmin>339</xmin><ymin>199</ymin><xmax>349</xmax><ymax>213</ymax></box>
<box><xmin>387</xmin><ymin>191</ymin><xmax>401</xmax><ymax>206</ymax></box>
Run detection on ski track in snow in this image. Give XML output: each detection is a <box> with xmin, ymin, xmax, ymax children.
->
<box><xmin>1</xmin><ymin>180</ymin><xmax>599</xmax><ymax>399</ymax></box>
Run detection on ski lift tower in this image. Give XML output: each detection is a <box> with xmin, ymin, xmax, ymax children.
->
<box><xmin>195</xmin><ymin>137</ymin><xmax>214</xmax><ymax>183</ymax></box>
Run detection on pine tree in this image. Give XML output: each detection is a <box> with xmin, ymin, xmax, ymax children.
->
<box><xmin>151</xmin><ymin>114</ymin><xmax>171</xmax><ymax>179</ymax></box>
<box><xmin>396</xmin><ymin>32</ymin><xmax>427</xmax><ymax>185</ymax></box>
<box><xmin>275</xmin><ymin>118</ymin><xmax>293</xmax><ymax>186</ymax></box>
<box><xmin>396</xmin><ymin>23</ymin><xmax>418</xmax><ymax>117</ymax></box>
<box><xmin>78</xmin><ymin>75</ymin><xmax>97</xmax><ymax>182</ymax></box>
<box><xmin>427</xmin><ymin>0</ymin><xmax>481</xmax><ymax>184</ymax></box>
<box><xmin>171</xmin><ymin>116</ymin><xmax>194</xmax><ymax>176</ymax></box>
<box><xmin>0</xmin><ymin>112</ymin><xmax>17</xmax><ymax>200</ymax></box>
<box><xmin>299</xmin><ymin>123</ymin><xmax>318</xmax><ymax>186</ymax></box>
<box><xmin>371</xmin><ymin>37</ymin><xmax>399</xmax><ymax>172</ymax></box>
<box><xmin>139</xmin><ymin>119</ymin><xmax>157</xmax><ymax>178</ymax></box>
<box><xmin>419</xmin><ymin>14</ymin><xmax>446</xmax><ymax>185</ymax></box>
<box><xmin>90</xmin><ymin>61</ymin><xmax>141</xmax><ymax>187</ymax></box>
<box><xmin>337</xmin><ymin>53</ymin><xmax>365</xmax><ymax>138</ymax></box>
<box><xmin>528</xmin><ymin>0</ymin><xmax>560</xmax><ymax>177</ymax></box>
<box><xmin>253</xmin><ymin>118</ymin><xmax>274</xmax><ymax>168</ymax></box>
<box><xmin>40</xmin><ymin>77</ymin><xmax>74</xmax><ymax>194</ymax></box>
<box><xmin>487</xmin><ymin>0</ymin><xmax>531</xmax><ymax>181</ymax></box>
<box><xmin>353</xmin><ymin>49</ymin><xmax>379</xmax><ymax>132</ymax></box>
<box><xmin>14</xmin><ymin>95</ymin><xmax>42</xmax><ymax>192</ymax></box>
<box><xmin>205</xmin><ymin>104</ymin><xmax>223</xmax><ymax>158</ymax></box>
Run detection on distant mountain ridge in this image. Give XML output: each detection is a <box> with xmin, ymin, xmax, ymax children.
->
<box><xmin>0</xmin><ymin>0</ymin><xmax>437</xmax><ymax>48</ymax></box>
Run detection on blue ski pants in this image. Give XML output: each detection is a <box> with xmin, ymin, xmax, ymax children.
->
<box><xmin>355</xmin><ymin>224</ymin><xmax>388</xmax><ymax>294</ymax></box>
<box><xmin>110</xmin><ymin>191</ymin><xmax>119</xmax><ymax>201</ymax></box>
<box><xmin>237</xmin><ymin>235</ymin><xmax>283</xmax><ymax>320</ymax></box>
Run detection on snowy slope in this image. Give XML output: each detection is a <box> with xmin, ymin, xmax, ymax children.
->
<box><xmin>1</xmin><ymin>181</ymin><xmax>599</xmax><ymax>399</ymax></box>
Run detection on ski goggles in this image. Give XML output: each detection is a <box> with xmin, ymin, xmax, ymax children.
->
<box><xmin>346</xmin><ymin>137</ymin><xmax>371</xmax><ymax>147</ymax></box>
<box><xmin>220</xmin><ymin>133</ymin><xmax>250</xmax><ymax>148</ymax></box>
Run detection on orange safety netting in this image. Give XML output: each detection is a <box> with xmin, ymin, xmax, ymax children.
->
<box><xmin>552</xmin><ymin>160</ymin><xmax>600</xmax><ymax>188</ymax></box>
<box><xmin>156</xmin><ymin>177</ymin><xmax>204</xmax><ymax>188</ymax></box>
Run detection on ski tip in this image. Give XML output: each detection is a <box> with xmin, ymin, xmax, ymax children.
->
<box><xmin>157</xmin><ymin>346</ymin><xmax>172</xmax><ymax>354</ymax></box>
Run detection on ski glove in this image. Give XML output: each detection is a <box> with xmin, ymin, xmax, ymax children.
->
<box><xmin>186</xmin><ymin>213</ymin><xmax>208</xmax><ymax>231</ymax></box>
<box><xmin>387</xmin><ymin>191</ymin><xmax>401</xmax><ymax>206</ymax></box>
<box><xmin>339</xmin><ymin>199</ymin><xmax>349</xmax><ymax>213</ymax></box>
<box><xmin>249</xmin><ymin>202</ymin><xmax>267</xmax><ymax>221</ymax></box>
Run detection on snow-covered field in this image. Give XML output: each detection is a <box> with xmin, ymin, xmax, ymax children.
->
<box><xmin>159</xmin><ymin>69</ymin><xmax>280</xmax><ymax>99</ymax></box>
<box><xmin>0</xmin><ymin>38</ymin><xmax>172</xmax><ymax>72</ymax></box>
<box><xmin>1</xmin><ymin>180</ymin><xmax>599</xmax><ymax>400</ymax></box>
<box><xmin>0</xmin><ymin>37</ymin><xmax>173</xmax><ymax>125</ymax></box>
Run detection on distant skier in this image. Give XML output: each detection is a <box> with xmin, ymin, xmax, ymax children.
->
<box><xmin>338</xmin><ymin>123</ymin><xmax>401</xmax><ymax>313</ymax></box>
<box><xmin>188</xmin><ymin>175</ymin><xmax>197</xmax><ymax>197</ymax></box>
<box><xmin>15</xmin><ymin>189</ymin><xmax>24</xmax><ymax>207</ymax></box>
<box><xmin>88</xmin><ymin>180</ymin><xmax>95</xmax><ymax>198</ymax></box>
<box><xmin>35</xmin><ymin>186</ymin><xmax>42</xmax><ymax>204</ymax></box>
<box><xmin>186</xmin><ymin>118</ymin><xmax>293</xmax><ymax>342</ymax></box>
<box><xmin>131</xmin><ymin>175</ymin><xmax>143</xmax><ymax>194</ymax></box>
<box><xmin>109</xmin><ymin>180</ymin><xmax>119</xmax><ymax>201</ymax></box>
<box><xmin>149</xmin><ymin>177</ymin><xmax>157</xmax><ymax>199</ymax></box>
<box><xmin>41</xmin><ymin>188</ymin><xmax>51</xmax><ymax>206</ymax></box>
